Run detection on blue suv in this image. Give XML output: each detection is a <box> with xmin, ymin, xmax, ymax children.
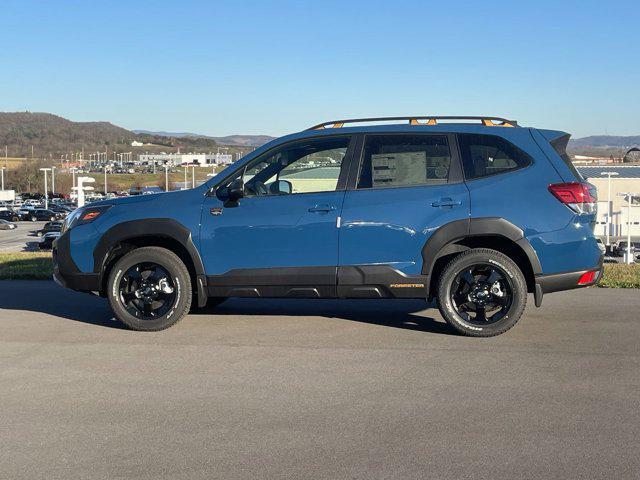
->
<box><xmin>53</xmin><ymin>116</ymin><xmax>603</xmax><ymax>336</ymax></box>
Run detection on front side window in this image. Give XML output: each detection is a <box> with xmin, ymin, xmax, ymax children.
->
<box><xmin>357</xmin><ymin>135</ymin><xmax>451</xmax><ymax>189</ymax></box>
<box><xmin>458</xmin><ymin>133</ymin><xmax>531</xmax><ymax>180</ymax></box>
<box><xmin>237</xmin><ymin>136</ymin><xmax>350</xmax><ymax>196</ymax></box>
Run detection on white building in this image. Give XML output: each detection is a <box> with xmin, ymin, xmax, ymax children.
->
<box><xmin>577</xmin><ymin>166</ymin><xmax>640</xmax><ymax>240</ymax></box>
<box><xmin>131</xmin><ymin>140</ymin><xmax>144</xmax><ymax>147</ymax></box>
<box><xmin>137</xmin><ymin>152</ymin><xmax>233</xmax><ymax>167</ymax></box>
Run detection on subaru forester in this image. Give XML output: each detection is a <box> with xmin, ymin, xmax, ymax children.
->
<box><xmin>53</xmin><ymin>116</ymin><xmax>603</xmax><ymax>336</ymax></box>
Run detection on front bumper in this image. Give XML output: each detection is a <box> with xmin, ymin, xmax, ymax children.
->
<box><xmin>533</xmin><ymin>254</ymin><xmax>604</xmax><ymax>307</ymax></box>
<box><xmin>52</xmin><ymin>231</ymin><xmax>100</xmax><ymax>292</ymax></box>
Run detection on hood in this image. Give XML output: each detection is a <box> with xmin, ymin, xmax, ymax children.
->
<box><xmin>89</xmin><ymin>194</ymin><xmax>161</xmax><ymax>208</ymax></box>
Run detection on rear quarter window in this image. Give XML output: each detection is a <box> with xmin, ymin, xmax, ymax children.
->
<box><xmin>549</xmin><ymin>133</ymin><xmax>584</xmax><ymax>181</ymax></box>
<box><xmin>458</xmin><ymin>133</ymin><xmax>532</xmax><ymax>180</ymax></box>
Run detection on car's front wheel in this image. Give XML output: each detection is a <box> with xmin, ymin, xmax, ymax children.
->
<box><xmin>437</xmin><ymin>248</ymin><xmax>527</xmax><ymax>337</ymax></box>
<box><xmin>107</xmin><ymin>246</ymin><xmax>192</xmax><ymax>331</ymax></box>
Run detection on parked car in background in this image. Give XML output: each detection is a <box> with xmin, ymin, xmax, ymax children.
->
<box><xmin>614</xmin><ymin>241</ymin><xmax>640</xmax><ymax>257</ymax></box>
<box><xmin>48</xmin><ymin>205</ymin><xmax>70</xmax><ymax>217</ymax></box>
<box><xmin>24</xmin><ymin>209</ymin><xmax>62</xmax><ymax>222</ymax></box>
<box><xmin>36</xmin><ymin>220</ymin><xmax>63</xmax><ymax>237</ymax></box>
<box><xmin>0</xmin><ymin>210</ymin><xmax>22</xmax><ymax>222</ymax></box>
<box><xmin>39</xmin><ymin>231</ymin><xmax>60</xmax><ymax>250</ymax></box>
<box><xmin>0</xmin><ymin>219</ymin><xmax>17</xmax><ymax>230</ymax></box>
<box><xmin>22</xmin><ymin>199</ymin><xmax>42</xmax><ymax>208</ymax></box>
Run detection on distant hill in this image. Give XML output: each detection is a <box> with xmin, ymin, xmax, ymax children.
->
<box><xmin>569</xmin><ymin>135</ymin><xmax>640</xmax><ymax>148</ymax></box>
<box><xmin>0</xmin><ymin>112</ymin><xmax>219</xmax><ymax>157</ymax></box>
<box><xmin>213</xmin><ymin>134</ymin><xmax>275</xmax><ymax>147</ymax></box>
<box><xmin>133</xmin><ymin>130</ymin><xmax>274</xmax><ymax>147</ymax></box>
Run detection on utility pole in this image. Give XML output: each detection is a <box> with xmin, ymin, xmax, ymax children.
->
<box><xmin>619</xmin><ymin>192</ymin><xmax>637</xmax><ymax>264</ymax></box>
<box><xmin>164</xmin><ymin>164</ymin><xmax>169</xmax><ymax>191</ymax></box>
<box><xmin>70</xmin><ymin>167</ymin><xmax>77</xmax><ymax>195</ymax></box>
<box><xmin>600</xmin><ymin>171</ymin><xmax>619</xmax><ymax>250</ymax></box>
<box><xmin>39</xmin><ymin>168</ymin><xmax>51</xmax><ymax>210</ymax></box>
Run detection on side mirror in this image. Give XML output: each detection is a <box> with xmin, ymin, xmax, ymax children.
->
<box><xmin>228</xmin><ymin>178</ymin><xmax>245</xmax><ymax>201</ymax></box>
<box><xmin>269</xmin><ymin>179</ymin><xmax>293</xmax><ymax>195</ymax></box>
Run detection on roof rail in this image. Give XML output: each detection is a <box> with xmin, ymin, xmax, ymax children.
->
<box><xmin>307</xmin><ymin>116</ymin><xmax>518</xmax><ymax>130</ymax></box>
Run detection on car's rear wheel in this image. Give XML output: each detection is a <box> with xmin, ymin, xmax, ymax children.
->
<box><xmin>107</xmin><ymin>246</ymin><xmax>192</xmax><ymax>331</ymax></box>
<box><xmin>436</xmin><ymin>248</ymin><xmax>527</xmax><ymax>337</ymax></box>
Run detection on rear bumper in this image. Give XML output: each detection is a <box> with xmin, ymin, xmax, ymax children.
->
<box><xmin>533</xmin><ymin>254</ymin><xmax>604</xmax><ymax>307</ymax></box>
<box><xmin>52</xmin><ymin>231</ymin><xmax>100</xmax><ymax>292</ymax></box>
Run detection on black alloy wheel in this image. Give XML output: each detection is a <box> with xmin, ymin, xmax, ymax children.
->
<box><xmin>437</xmin><ymin>248</ymin><xmax>527</xmax><ymax>337</ymax></box>
<box><xmin>119</xmin><ymin>262</ymin><xmax>177</xmax><ymax>320</ymax></box>
<box><xmin>449</xmin><ymin>263</ymin><xmax>513</xmax><ymax>325</ymax></box>
<box><xmin>107</xmin><ymin>246</ymin><xmax>192</xmax><ymax>331</ymax></box>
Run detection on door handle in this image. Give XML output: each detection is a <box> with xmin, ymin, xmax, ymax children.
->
<box><xmin>431</xmin><ymin>198</ymin><xmax>462</xmax><ymax>208</ymax></box>
<box><xmin>308</xmin><ymin>204</ymin><xmax>336</xmax><ymax>213</ymax></box>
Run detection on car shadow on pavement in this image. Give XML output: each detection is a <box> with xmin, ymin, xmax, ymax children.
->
<box><xmin>195</xmin><ymin>298</ymin><xmax>457</xmax><ymax>335</ymax></box>
<box><xmin>0</xmin><ymin>281</ymin><xmax>455</xmax><ymax>334</ymax></box>
<box><xmin>0</xmin><ymin>280</ymin><xmax>125</xmax><ymax>329</ymax></box>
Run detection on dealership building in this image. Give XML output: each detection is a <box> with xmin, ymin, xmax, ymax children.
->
<box><xmin>577</xmin><ymin>166</ymin><xmax>640</xmax><ymax>240</ymax></box>
<box><xmin>137</xmin><ymin>152</ymin><xmax>233</xmax><ymax>167</ymax></box>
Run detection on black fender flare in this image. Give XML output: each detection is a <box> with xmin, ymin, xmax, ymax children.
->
<box><xmin>93</xmin><ymin>218</ymin><xmax>207</xmax><ymax>305</ymax></box>
<box><xmin>421</xmin><ymin>217</ymin><xmax>542</xmax><ymax>290</ymax></box>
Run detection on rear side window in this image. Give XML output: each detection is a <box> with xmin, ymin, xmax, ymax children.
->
<box><xmin>357</xmin><ymin>134</ymin><xmax>451</xmax><ymax>189</ymax></box>
<box><xmin>458</xmin><ymin>134</ymin><xmax>531</xmax><ymax>180</ymax></box>
<box><xmin>550</xmin><ymin>133</ymin><xmax>583</xmax><ymax>181</ymax></box>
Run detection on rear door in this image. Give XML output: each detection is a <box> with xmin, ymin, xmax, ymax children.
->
<box><xmin>338</xmin><ymin>133</ymin><xmax>470</xmax><ymax>290</ymax></box>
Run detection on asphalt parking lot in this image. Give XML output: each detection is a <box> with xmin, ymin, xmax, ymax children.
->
<box><xmin>0</xmin><ymin>220</ymin><xmax>48</xmax><ymax>251</ymax></box>
<box><xmin>1</xmin><ymin>281</ymin><xmax>638</xmax><ymax>479</ymax></box>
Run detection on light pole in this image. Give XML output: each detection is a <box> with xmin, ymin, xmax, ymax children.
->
<box><xmin>192</xmin><ymin>165</ymin><xmax>196</xmax><ymax>188</ymax></box>
<box><xmin>70</xmin><ymin>167</ymin><xmax>77</xmax><ymax>195</ymax></box>
<box><xmin>164</xmin><ymin>164</ymin><xmax>169</xmax><ymax>191</ymax></box>
<box><xmin>600</xmin><ymin>171</ymin><xmax>619</xmax><ymax>249</ymax></box>
<box><xmin>618</xmin><ymin>192</ymin><xmax>637</xmax><ymax>264</ymax></box>
<box><xmin>184</xmin><ymin>166</ymin><xmax>188</xmax><ymax>190</ymax></box>
<box><xmin>51</xmin><ymin>166</ymin><xmax>56</xmax><ymax>195</ymax></box>
<box><xmin>1</xmin><ymin>167</ymin><xmax>5</xmax><ymax>191</ymax></box>
<box><xmin>104</xmin><ymin>165</ymin><xmax>108</xmax><ymax>195</ymax></box>
<box><xmin>39</xmin><ymin>168</ymin><xmax>51</xmax><ymax>210</ymax></box>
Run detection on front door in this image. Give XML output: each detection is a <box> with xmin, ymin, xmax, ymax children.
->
<box><xmin>200</xmin><ymin>135</ymin><xmax>355</xmax><ymax>296</ymax></box>
<box><xmin>338</xmin><ymin>133</ymin><xmax>470</xmax><ymax>294</ymax></box>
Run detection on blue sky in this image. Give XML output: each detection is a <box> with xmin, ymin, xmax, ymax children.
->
<box><xmin>1</xmin><ymin>0</ymin><xmax>638</xmax><ymax>138</ymax></box>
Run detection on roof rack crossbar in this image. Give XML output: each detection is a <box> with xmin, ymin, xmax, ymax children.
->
<box><xmin>307</xmin><ymin>116</ymin><xmax>518</xmax><ymax>130</ymax></box>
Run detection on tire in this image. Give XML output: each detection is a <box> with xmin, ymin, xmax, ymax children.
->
<box><xmin>107</xmin><ymin>246</ymin><xmax>192</xmax><ymax>331</ymax></box>
<box><xmin>436</xmin><ymin>248</ymin><xmax>527</xmax><ymax>337</ymax></box>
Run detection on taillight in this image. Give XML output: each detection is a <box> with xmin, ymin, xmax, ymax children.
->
<box><xmin>577</xmin><ymin>270</ymin><xmax>597</xmax><ymax>285</ymax></box>
<box><xmin>548</xmin><ymin>182</ymin><xmax>597</xmax><ymax>214</ymax></box>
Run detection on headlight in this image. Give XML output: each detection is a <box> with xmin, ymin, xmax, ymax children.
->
<box><xmin>62</xmin><ymin>205</ymin><xmax>112</xmax><ymax>232</ymax></box>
